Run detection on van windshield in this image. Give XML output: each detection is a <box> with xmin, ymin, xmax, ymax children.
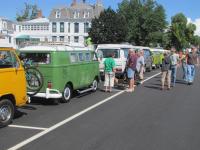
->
<box><xmin>98</xmin><ymin>49</ymin><xmax>119</xmax><ymax>58</ymax></box>
<box><xmin>121</xmin><ymin>48</ymin><xmax>129</xmax><ymax>58</ymax></box>
<box><xmin>20</xmin><ymin>53</ymin><xmax>50</xmax><ymax>65</ymax></box>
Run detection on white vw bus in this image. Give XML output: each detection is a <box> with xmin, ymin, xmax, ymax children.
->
<box><xmin>96</xmin><ymin>44</ymin><xmax>134</xmax><ymax>78</ymax></box>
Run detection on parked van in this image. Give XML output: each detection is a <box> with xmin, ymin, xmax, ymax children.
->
<box><xmin>18</xmin><ymin>45</ymin><xmax>99</xmax><ymax>103</ymax></box>
<box><xmin>96</xmin><ymin>44</ymin><xmax>134</xmax><ymax>78</ymax></box>
<box><xmin>132</xmin><ymin>46</ymin><xmax>153</xmax><ymax>72</ymax></box>
<box><xmin>0</xmin><ymin>47</ymin><xmax>28</xmax><ymax>127</ymax></box>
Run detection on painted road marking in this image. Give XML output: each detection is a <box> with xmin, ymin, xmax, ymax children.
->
<box><xmin>8</xmin><ymin>125</ymin><xmax>47</xmax><ymax>131</ymax></box>
<box><xmin>8</xmin><ymin>72</ymin><xmax>161</xmax><ymax>150</ymax></box>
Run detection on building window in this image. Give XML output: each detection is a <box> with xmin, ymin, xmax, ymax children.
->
<box><xmin>68</xmin><ymin>23</ymin><xmax>70</xmax><ymax>33</ymax></box>
<box><xmin>84</xmin><ymin>22</ymin><xmax>89</xmax><ymax>33</ymax></box>
<box><xmin>84</xmin><ymin>12</ymin><xmax>90</xmax><ymax>18</ymax></box>
<box><xmin>56</xmin><ymin>11</ymin><xmax>61</xmax><ymax>18</ymax></box>
<box><xmin>52</xmin><ymin>36</ymin><xmax>57</xmax><ymax>42</ymax></box>
<box><xmin>77</xmin><ymin>12</ymin><xmax>80</xmax><ymax>18</ymax></box>
<box><xmin>60</xmin><ymin>22</ymin><xmax>64</xmax><ymax>33</ymax></box>
<box><xmin>60</xmin><ymin>36</ymin><xmax>64</xmax><ymax>42</ymax></box>
<box><xmin>74</xmin><ymin>36</ymin><xmax>79</xmax><ymax>43</ymax></box>
<box><xmin>73</xmin><ymin>12</ymin><xmax>77</xmax><ymax>18</ymax></box>
<box><xmin>68</xmin><ymin>36</ymin><xmax>70</xmax><ymax>43</ymax></box>
<box><xmin>9</xmin><ymin>37</ymin><xmax>11</xmax><ymax>43</ymax></box>
<box><xmin>74</xmin><ymin>23</ymin><xmax>79</xmax><ymax>33</ymax></box>
<box><xmin>52</xmin><ymin>22</ymin><xmax>57</xmax><ymax>32</ymax></box>
<box><xmin>19</xmin><ymin>26</ymin><xmax>21</xmax><ymax>32</ymax></box>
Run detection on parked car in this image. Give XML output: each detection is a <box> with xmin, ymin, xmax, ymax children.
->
<box><xmin>95</xmin><ymin>44</ymin><xmax>134</xmax><ymax>79</ymax></box>
<box><xmin>0</xmin><ymin>47</ymin><xmax>28</xmax><ymax>127</ymax></box>
<box><xmin>18</xmin><ymin>45</ymin><xmax>99</xmax><ymax>103</ymax></box>
<box><xmin>133</xmin><ymin>46</ymin><xmax>153</xmax><ymax>72</ymax></box>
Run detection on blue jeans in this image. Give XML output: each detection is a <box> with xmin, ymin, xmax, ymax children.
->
<box><xmin>171</xmin><ymin>65</ymin><xmax>177</xmax><ymax>86</ymax></box>
<box><xmin>182</xmin><ymin>63</ymin><xmax>187</xmax><ymax>81</ymax></box>
<box><xmin>127</xmin><ymin>68</ymin><xmax>135</xmax><ymax>79</ymax></box>
<box><xmin>187</xmin><ymin>65</ymin><xmax>195</xmax><ymax>83</ymax></box>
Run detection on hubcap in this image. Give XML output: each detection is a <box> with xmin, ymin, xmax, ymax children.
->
<box><xmin>64</xmin><ymin>87</ymin><xmax>71</xmax><ymax>100</ymax></box>
<box><xmin>0</xmin><ymin>105</ymin><xmax>11</xmax><ymax>122</ymax></box>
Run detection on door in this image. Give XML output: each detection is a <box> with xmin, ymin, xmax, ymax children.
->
<box><xmin>0</xmin><ymin>50</ymin><xmax>27</xmax><ymax>106</ymax></box>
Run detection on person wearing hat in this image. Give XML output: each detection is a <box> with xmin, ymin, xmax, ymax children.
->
<box><xmin>170</xmin><ymin>47</ymin><xmax>180</xmax><ymax>87</ymax></box>
<box><xmin>186</xmin><ymin>46</ymin><xmax>199</xmax><ymax>85</ymax></box>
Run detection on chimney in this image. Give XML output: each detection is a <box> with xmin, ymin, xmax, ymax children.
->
<box><xmin>71</xmin><ymin>0</ymin><xmax>76</xmax><ymax>6</ymax></box>
<box><xmin>37</xmin><ymin>10</ymin><xmax>43</xmax><ymax>18</ymax></box>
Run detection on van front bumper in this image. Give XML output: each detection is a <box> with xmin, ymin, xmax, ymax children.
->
<box><xmin>30</xmin><ymin>88</ymin><xmax>62</xmax><ymax>99</ymax></box>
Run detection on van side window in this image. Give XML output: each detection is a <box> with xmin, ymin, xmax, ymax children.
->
<box><xmin>70</xmin><ymin>53</ymin><xmax>78</xmax><ymax>63</ymax></box>
<box><xmin>78</xmin><ymin>53</ymin><xmax>85</xmax><ymax>61</ymax></box>
<box><xmin>10</xmin><ymin>52</ymin><xmax>19</xmax><ymax>68</ymax></box>
<box><xmin>85</xmin><ymin>53</ymin><xmax>91</xmax><ymax>61</ymax></box>
<box><xmin>0</xmin><ymin>51</ymin><xmax>15</xmax><ymax>68</ymax></box>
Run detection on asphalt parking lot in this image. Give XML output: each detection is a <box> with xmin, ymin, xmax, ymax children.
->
<box><xmin>2</xmin><ymin>68</ymin><xmax>200</xmax><ymax>150</ymax></box>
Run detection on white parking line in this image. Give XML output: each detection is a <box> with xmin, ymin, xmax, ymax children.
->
<box><xmin>8</xmin><ymin>72</ymin><xmax>161</xmax><ymax>150</ymax></box>
<box><xmin>8</xmin><ymin>125</ymin><xmax>47</xmax><ymax>131</ymax></box>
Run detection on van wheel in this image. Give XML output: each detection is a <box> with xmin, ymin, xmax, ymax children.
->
<box><xmin>92</xmin><ymin>79</ymin><xmax>98</xmax><ymax>92</ymax></box>
<box><xmin>61</xmin><ymin>85</ymin><xmax>72</xmax><ymax>103</ymax></box>
<box><xmin>0</xmin><ymin>99</ymin><xmax>14</xmax><ymax>127</ymax></box>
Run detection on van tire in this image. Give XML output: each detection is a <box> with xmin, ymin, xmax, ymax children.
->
<box><xmin>0</xmin><ymin>99</ymin><xmax>14</xmax><ymax>127</ymax></box>
<box><xmin>61</xmin><ymin>85</ymin><xmax>72</xmax><ymax>103</ymax></box>
<box><xmin>92</xmin><ymin>79</ymin><xmax>98</xmax><ymax>92</ymax></box>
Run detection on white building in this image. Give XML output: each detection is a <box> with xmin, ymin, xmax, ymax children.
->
<box><xmin>48</xmin><ymin>0</ymin><xmax>103</xmax><ymax>44</ymax></box>
<box><xmin>0</xmin><ymin>17</ymin><xmax>15</xmax><ymax>47</ymax></box>
<box><xmin>1</xmin><ymin>0</ymin><xmax>104</xmax><ymax>48</ymax></box>
<box><xmin>14</xmin><ymin>17</ymin><xmax>50</xmax><ymax>48</ymax></box>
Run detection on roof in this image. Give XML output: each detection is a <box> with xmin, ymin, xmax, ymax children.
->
<box><xmin>19</xmin><ymin>18</ymin><xmax>49</xmax><ymax>24</ymax></box>
<box><xmin>70</xmin><ymin>2</ymin><xmax>93</xmax><ymax>9</ymax></box>
<box><xmin>19</xmin><ymin>45</ymin><xmax>91</xmax><ymax>52</ymax></box>
<box><xmin>16</xmin><ymin>35</ymin><xmax>30</xmax><ymax>39</ymax></box>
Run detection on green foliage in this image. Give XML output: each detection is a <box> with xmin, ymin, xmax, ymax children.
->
<box><xmin>16</xmin><ymin>2</ymin><xmax>40</xmax><ymax>22</ymax></box>
<box><xmin>118</xmin><ymin>0</ymin><xmax>167</xmax><ymax>46</ymax></box>
<box><xmin>169</xmin><ymin>13</ymin><xmax>197</xmax><ymax>50</ymax></box>
<box><xmin>88</xmin><ymin>8</ymin><xmax>127</xmax><ymax>44</ymax></box>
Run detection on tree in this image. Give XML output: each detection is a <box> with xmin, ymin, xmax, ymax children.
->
<box><xmin>169</xmin><ymin>13</ymin><xmax>197</xmax><ymax>50</ymax></box>
<box><xmin>89</xmin><ymin>8</ymin><xmax>127</xmax><ymax>44</ymax></box>
<box><xmin>118</xmin><ymin>0</ymin><xmax>167</xmax><ymax>46</ymax></box>
<box><xmin>16</xmin><ymin>3</ymin><xmax>40</xmax><ymax>22</ymax></box>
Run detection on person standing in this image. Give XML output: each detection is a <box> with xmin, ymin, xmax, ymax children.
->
<box><xmin>161</xmin><ymin>53</ymin><xmax>171</xmax><ymax>90</ymax></box>
<box><xmin>170</xmin><ymin>47</ymin><xmax>179</xmax><ymax>87</ymax></box>
<box><xmin>126</xmin><ymin>49</ymin><xmax>138</xmax><ymax>92</ymax></box>
<box><xmin>180</xmin><ymin>49</ymin><xmax>188</xmax><ymax>82</ymax></box>
<box><xmin>186</xmin><ymin>46</ymin><xmax>199</xmax><ymax>85</ymax></box>
<box><xmin>104</xmin><ymin>53</ymin><xmax>116</xmax><ymax>92</ymax></box>
<box><xmin>136</xmin><ymin>50</ymin><xmax>145</xmax><ymax>84</ymax></box>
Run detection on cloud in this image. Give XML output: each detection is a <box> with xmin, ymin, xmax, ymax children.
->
<box><xmin>187</xmin><ymin>18</ymin><xmax>200</xmax><ymax>36</ymax></box>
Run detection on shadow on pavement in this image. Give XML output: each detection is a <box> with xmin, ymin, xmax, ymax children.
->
<box><xmin>144</xmin><ymin>85</ymin><xmax>161</xmax><ymax>90</ymax></box>
<box><xmin>14</xmin><ymin>109</ymin><xmax>28</xmax><ymax>119</ymax></box>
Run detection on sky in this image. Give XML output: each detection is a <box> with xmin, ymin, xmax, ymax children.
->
<box><xmin>0</xmin><ymin>0</ymin><xmax>200</xmax><ymax>34</ymax></box>
<box><xmin>0</xmin><ymin>0</ymin><xmax>199</xmax><ymax>21</ymax></box>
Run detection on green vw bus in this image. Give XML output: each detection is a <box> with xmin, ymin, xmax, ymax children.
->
<box><xmin>18</xmin><ymin>45</ymin><xmax>99</xmax><ymax>103</ymax></box>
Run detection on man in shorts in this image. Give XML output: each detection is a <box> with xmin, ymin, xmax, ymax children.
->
<box><xmin>104</xmin><ymin>53</ymin><xmax>116</xmax><ymax>92</ymax></box>
<box><xmin>126</xmin><ymin>49</ymin><xmax>138</xmax><ymax>92</ymax></box>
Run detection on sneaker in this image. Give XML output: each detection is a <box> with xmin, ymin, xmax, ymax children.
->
<box><xmin>126</xmin><ymin>89</ymin><xmax>133</xmax><ymax>92</ymax></box>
